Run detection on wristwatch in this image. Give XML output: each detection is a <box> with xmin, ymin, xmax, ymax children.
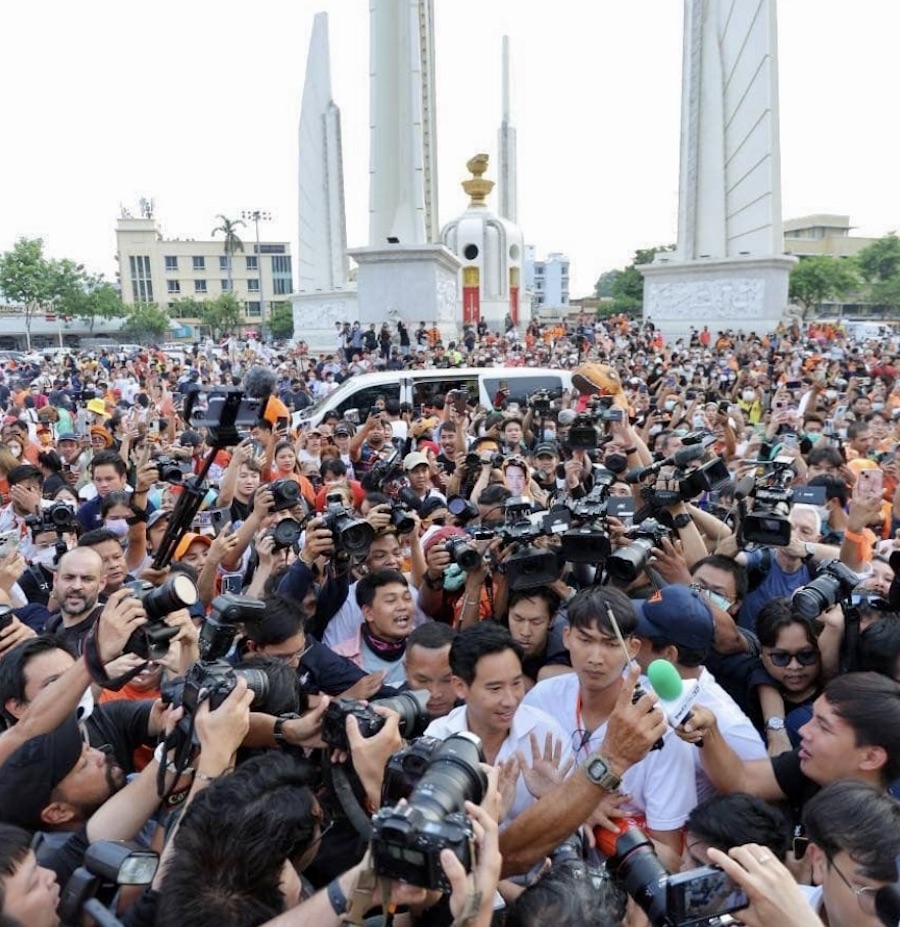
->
<box><xmin>802</xmin><ymin>543</ymin><xmax>816</xmax><ymax>562</ymax></box>
<box><xmin>672</xmin><ymin>513</ymin><xmax>692</xmax><ymax>530</ymax></box>
<box><xmin>273</xmin><ymin>713</ymin><xmax>299</xmax><ymax>745</ymax></box>
<box><xmin>582</xmin><ymin>751</ymin><xmax>622</xmax><ymax>791</ymax></box>
<box><xmin>765</xmin><ymin>716</ymin><xmax>786</xmax><ymax>733</ymax></box>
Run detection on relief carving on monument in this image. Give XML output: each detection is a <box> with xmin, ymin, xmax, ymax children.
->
<box><xmin>645</xmin><ymin>278</ymin><xmax>764</xmax><ymax>321</ymax></box>
<box><xmin>437</xmin><ymin>276</ymin><xmax>458</xmax><ymax>322</ymax></box>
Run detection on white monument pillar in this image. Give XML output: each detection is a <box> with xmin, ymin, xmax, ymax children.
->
<box><xmin>641</xmin><ymin>0</ymin><xmax>796</xmax><ymax>336</ymax></box>
<box><xmin>497</xmin><ymin>35</ymin><xmax>518</xmax><ymax>224</ymax></box>
<box><xmin>292</xmin><ymin>12</ymin><xmax>357</xmax><ymax>343</ymax></box>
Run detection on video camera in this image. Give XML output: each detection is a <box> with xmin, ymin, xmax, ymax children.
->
<box><xmin>560</xmin><ymin>465</ymin><xmax>615</xmax><ymax>564</ymax></box>
<box><xmin>151</xmin><ymin>454</ymin><xmax>185</xmax><ymax>484</ymax></box>
<box><xmin>599</xmin><ymin>819</ymin><xmax>748</xmax><ymax>927</ymax></box>
<box><xmin>736</xmin><ymin>456</ymin><xmax>796</xmax><ymax>546</ymax></box>
<box><xmin>361</xmin><ymin>448</ymin><xmax>404</xmax><ymax>493</ymax></box>
<box><xmin>370</xmin><ymin>731</ymin><xmax>487</xmax><ymax>891</ymax></box>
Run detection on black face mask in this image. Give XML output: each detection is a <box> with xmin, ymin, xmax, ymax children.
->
<box><xmin>604</xmin><ymin>454</ymin><xmax>628</xmax><ymax>474</ymax></box>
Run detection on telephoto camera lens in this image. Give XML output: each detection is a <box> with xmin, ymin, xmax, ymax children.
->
<box><xmin>140</xmin><ymin>574</ymin><xmax>199</xmax><ymax>622</ymax></box>
<box><xmin>268</xmin><ymin>518</ymin><xmax>303</xmax><ymax>550</ymax></box>
<box><xmin>269</xmin><ymin>478</ymin><xmax>301</xmax><ymax>512</ymax></box>
<box><xmin>372</xmin><ymin>690</ymin><xmax>430</xmax><ymax>737</ymax></box>
<box><xmin>445</xmin><ymin>536</ymin><xmax>482</xmax><ymax>572</ymax></box>
<box><xmin>606</xmin><ymin>537</ymin><xmax>654</xmax><ymax>583</ymax></box>
<box><xmin>405</xmin><ymin>731</ymin><xmax>487</xmax><ymax>819</ymax></box>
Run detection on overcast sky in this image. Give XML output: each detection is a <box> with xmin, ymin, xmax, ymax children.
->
<box><xmin>2</xmin><ymin>0</ymin><xmax>897</xmax><ymax>300</ymax></box>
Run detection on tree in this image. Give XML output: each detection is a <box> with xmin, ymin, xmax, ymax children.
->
<box><xmin>788</xmin><ymin>255</ymin><xmax>860</xmax><ymax>318</ymax></box>
<box><xmin>197</xmin><ymin>293</ymin><xmax>243</xmax><ymax>339</ymax></box>
<box><xmin>60</xmin><ymin>273</ymin><xmax>126</xmax><ymax>333</ymax></box>
<box><xmin>595</xmin><ymin>269</ymin><xmax>620</xmax><ymax>299</ymax></box>
<box><xmin>856</xmin><ymin>234</ymin><xmax>900</xmax><ymax>311</ymax></box>
<box><xmin>123</xmin><ymin>303</ymin><xmax>171</xmax><ymax>344</ymax></box>
<box><xmin>0</xmin><ymin>238</ymin><xmax>59</xmax><ymax>349</ymax></box>
<box><xmin>169</xmin><ymin>297</ymin><xmax>205</xmax><ymax>321</ymax></box>
<box><xmin>268</xmin><ymin>301</ymin><xmax>294</xmax><ymax>340</ymax></box>
<box><xmin>598</xmin><ymin>245</ymin><xmax>673</xmax><ymax>317</ymax></box>
<box><xmin>212</xmin><ymin>215</ymin><xmax>245</xmax><ymax>294</ymax></box>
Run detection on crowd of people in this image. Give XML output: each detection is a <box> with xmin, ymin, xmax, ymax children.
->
<box><xmin>0</xmin><ymin>312</ymin><xmax>898</xmax><ymax>927</ymax></box>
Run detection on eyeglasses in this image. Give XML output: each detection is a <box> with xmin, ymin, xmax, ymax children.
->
<box><xmin>828</xmin><ymin>855</ymin><xmax>879</xmax><ymax>915</ymax></box>
<box><xmin>305</xmin><ymin>810</ymin><xmax>335</xmax><ymax>856</ymax></box>
<box><xmin>764</xmin><ymin>648</ymin><xmax>819</xmax><ymax>668</ymax></box>
<box><xmin>268</xmin><ymin>642</ymin><xmax>312</xmax><ymax>665</ymax></box>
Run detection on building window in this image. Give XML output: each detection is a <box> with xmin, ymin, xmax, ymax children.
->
<box><xmin>192</xmin><ymin>256</ymin><xmax>205</xmax><ymax>271</ymax></box>
<box><xmin>272</xmin><ymin>255</ymin><xmax>292</xmax><ymax>274</ymax></box>
<box><xmin>128</xmin><ymin>255</ymin><xmax>153</xmax><ymax>303</ymax></box>
<box><xmin>273</xmin><ymin>277</ymin><xmax>292</xmax><ymax>295</ymax></box>
<box><xmin>167</xmin><ymin>280</ymin><xmax>181</xmax><ymax>295</ymax></box>
<box><xmin>245</xmin><ymin>301</ymin><xmax>261</xmax><ymax>317</ymax></box>
<box><xmin>246</xmin><ymin>255</ymin><xmax>258</xmax><ymax>271</ymax></box>
<box><xmin>195</xmin><ymin>279</ymin><xmax>208</xmax><ymax>294</ymax></box>
<box><xmin>219</xmin><ymin>255</ymin><xmax>229</xmax><ymax>271</ymax></box>
<box><xmin>165</xmin><ymin>256</ymin><xmax>178</xmax><ymax>272</ymax></box>
<box><xmin>221</xmin><ymin>279</ymin><xmax>232</xmax><ymax>292</ymax></box>
<box><xmin>247</xmin><ymin>279</ymin><xmax>260</xmax><ymax>293</ymax></box>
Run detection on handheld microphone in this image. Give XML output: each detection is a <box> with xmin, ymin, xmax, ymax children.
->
<box><xmin>646</xmin><ymin>659</ymin><xmax>703</xmax><ymax>744</ymax></box>
<box><xmin>733</xmin><ymin>474</ymin><xmax>756</xmax><ymax>501</ymax></box>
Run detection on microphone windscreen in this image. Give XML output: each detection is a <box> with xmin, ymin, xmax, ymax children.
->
<box><xmin>671</xmin><ymin>444</ymin><xmax>706</xmax><ymax>467</ymax></box>
<box><xmin>734</xmin><ymin>475</ymin><xmax>756</xmax><ymax>500</ymax></box>
<box><xmin>647</xmin><ymin>659</ymin><xmax>684</xmax><ymax>702</ymax></box>
<box><xmin>557</xmin><ymin>409</ymin><xmax>577</xmax><ymax>426</ymax></box>
<box><xmin>244</xmin><ymin>366</ymin><xmax>277</xmax><ymax>399</ymax></box>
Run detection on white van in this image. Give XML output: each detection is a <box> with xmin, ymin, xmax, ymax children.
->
<box><xmin>293</xmin><ymin>367</ymin><xmax>573</xmax><ymax>428</ymax></box>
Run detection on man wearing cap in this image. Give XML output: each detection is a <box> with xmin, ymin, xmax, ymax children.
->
<box><xmin>56</xmin><ymin>432</ymin><xmax>90</xmax><ymax>490</ymax></box>
<box><xmin>631</xmin><ymin>584</ymin><xmax>766</xmax><ymax>802</ymax></box>
<box><xmin>530</xmin><ymin>442</ymin><xmax>563</xmax><ymax>496</ymax></box>
<box><xmin>403</xmin><ymin>450</ymin><xmax>446</xmax><ymax>507</ymax></box>
<box><xmin>332</xmin><ymin>422</ymin><xmax>356</xmax><ymax>479</ymax></box>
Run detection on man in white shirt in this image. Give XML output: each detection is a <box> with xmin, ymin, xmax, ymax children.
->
<box><xmin>630</xmin><ymin>584</ymin><xmax>767</xmax><ymax>802</ymax></box>
<box><xmin>523</xmin><ymin>585</ymin><xmax>697</xmax><ymax>858</ymax></box>
<box><xmin>425</xmin><ymin>623</ymin><xmax>573</xmax><ymax>826</ymax></box>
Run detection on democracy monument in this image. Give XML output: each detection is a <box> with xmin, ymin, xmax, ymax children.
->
<box><xmin>292</xmin><ymin>0</ymin><xmax>796</xmax><ymax>344</ymax></box>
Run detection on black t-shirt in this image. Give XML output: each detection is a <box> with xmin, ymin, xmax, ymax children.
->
<box><xmin>17</xmin><ymin>563</ymin><xmax>53</xmax><ymax>608</ymax></box>
<box><xmin>229</xmin><ymin>497</ymin><xmax>251</xmax><ymax>525</ymax></box>
<box><xmin>44</xmin><ymin>605</ymin><xmax>105</xmax><ymax>655</ymax></box>
<box><xmin>771</xmin><ymin>749</ymin><xmax>819</xmax><ymax>824</ymax></box>
<box><xmin>86</xmin><ymin>699</ymin><xmax>154</xmax><ymax>775</ymax></box>
<box><xmin>521</xmin><ymin>625</ymin><xmax>571</xmax><ymax>683</ymax></box>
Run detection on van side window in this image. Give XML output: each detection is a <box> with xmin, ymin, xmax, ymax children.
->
<box><xmin>412</xmin><ymin>378</ymin><xmax>479</xmax><ymax>409</ymax></box>
<box><xmin>482</xmin><ymin>376</ymin><xmax>566</xmax><ymax>403</ymax></box>
<box><xmin>334</xmin><ymin>383</ymin><xmax>400</xmax><ymax>418</ymax></box>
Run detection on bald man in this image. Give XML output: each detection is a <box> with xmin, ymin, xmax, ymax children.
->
<box><xmin>43</xmin><ymin>548</ymin><xmax>105</xmax><ymax>654</ymax></box>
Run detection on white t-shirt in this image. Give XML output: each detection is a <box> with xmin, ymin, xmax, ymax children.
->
<box><xmin>424</xmin><ymin>702</ymin><xmax>573</xmax><ymax>825</ymax></box>
<box><xmin>693</xmin><ymin>667</ymin><xmax>767</xmax><ymax>802</ymax></box>
<box><xmin>523</xmin><ymin>672</ymin><xmax>698</xmax><ymax>832</ymax></box>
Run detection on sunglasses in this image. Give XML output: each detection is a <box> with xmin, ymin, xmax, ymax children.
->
<box><xmin>765</xmin><ymin>648</ymin><xmax>819</xmax><ymax>668</ymax></box>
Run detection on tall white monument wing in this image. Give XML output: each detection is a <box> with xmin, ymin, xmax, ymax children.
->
<box><xmin>368</xmin><ymin>0</ymin><xmax>438</xmax><ymax>246</ymax></box>
<box><xmin>497</xmin><ymin>35</ymin><xmax>518</xmax><ymax>224</ymax></box>
<box><xmin>677</xmin><ymin>0</ymin><xmax>784</xmax><ymax>261</ymax></box>
<box><xmin>298</xmin><ymin>11</ymin><xmax>349</xmax><ymax>291</ymax></box>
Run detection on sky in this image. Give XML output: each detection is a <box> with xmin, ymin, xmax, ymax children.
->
<box><xmin>2</xmin><ymin>0</ymin><xmax>898</xmax><ymax>300</ymax></box>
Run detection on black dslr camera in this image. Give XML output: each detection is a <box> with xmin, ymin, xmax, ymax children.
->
<box><xmin>322</xmin><ymin>692</ymin><xmax>429</xmax><ymax>752</ymax></box>
<box><xmin>269</xmin><ymin>478</ymin><xmax>302</xmax><ymax>512</ymax></box>
<box><xmin>362</xmin><ymin>448</ymin><xmax>403</xmax><ymax>492</ymax></box>
<box><xmin>792</xmin><ymin>559</ymin><xmax>859</xmax><ymax>620</ymax></box>
<box><xmin>25</xmin><ymin>501</ymin><xmax>79</xmax><ymax>535</ymax></box>
<box><xmin>265</xmin><ymin>518</ymin><xmax>303</xmax><ymax>551</ymax></box>
<box><xmin>603</xmin><ymin>820</ymin><xmax>748</xmax><ymax>927</ymax></box>
<box><xmin>371</xmin><ymin>732</ymin><xmax>487</xmax><ymax>891</ymax></box>
<box><xmin>152</xmin><ymin>455</ymin><xmax>185</xmax><ymax>484</ymax></box>
<box><xmin>123</xmin><ymin>574</ymin><xmax>200</xmax><ymax>660</ymax></box>
<box><xmin>320</xmin><ymin>491</ymin><xmax>375</xmax><ymax>557</ymax></box>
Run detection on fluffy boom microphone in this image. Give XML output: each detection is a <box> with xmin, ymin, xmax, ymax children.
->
<box><xmin>244</xmin><ymin>365</ymin><xmax>276</xmax><ymax>400</ymax></box>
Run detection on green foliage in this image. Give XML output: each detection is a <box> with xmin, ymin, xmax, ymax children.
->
<box><xmin>856</xmin><ymin>233</ymin><xmax>900</xmax><ymax>283</ymax></box>
<box><xmin>597</xmin><ymin>244</ymin><xmax>672</xmax><ymax>317</ymax></box>
<box><xmin>197</xmin><ymin>293</ymin><xmax>243</xmax><ymax>339</ymax></box>
<box><xmin>788</xmin><ymin>255</ymin><xmax>860</xmax><ymax>316</ymax></box>
<box><xmin>169</xmin><ymin>297</ymin><xmax>205</xmax><ymax>320</ymax></box>
<box><xmin>60</xmin><ymin>273</ymin><xmax>125</xmax><ymax>332</ymax></box>
<box><xmin>268</xmin><ymin>301</ymin><xmax>294</xmax><ymax>340</ymax></box>
<box><xmin>595</xmin><ymin>270</ymin><xmax>619</xmax><ymax>299</ymax></box>
<box><xmin>123</xmin><ymin>303</ymin><xmax>171</xmax><ymax>343</ymax></box>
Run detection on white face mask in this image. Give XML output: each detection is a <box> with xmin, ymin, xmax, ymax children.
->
<box><xmin>7</xmin><ymin>442</ymin><xmax>22</xmax><ymax>458</ymax></box>
<box><xmin>104</xmin><ymin>518</ymin><xmax>129</xmax><ymax>539</ymax></box>
<box><xmin>741</xmin><ymin>390</ymin><xmax>756</xmax><ymax>402</ymax></box>
<box><xmin>31</xmin><ymin>547</ymin><xmax>59</xmax><ymax>571</ymax></box>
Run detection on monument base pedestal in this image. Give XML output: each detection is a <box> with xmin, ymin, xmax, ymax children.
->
<box><xmin>640</xmin><ymin>254</ymin><xmax>797</xmax><ymax>338</ymax></box>
<box><xmin>291</xmin><ymin>288</ymin><xmax>359</xmax><ymax>352</ymax></box>
<box><xmin>348</xmin><ymin>244</ymin><xmax>462</xmax><ymax>345</ymax></box>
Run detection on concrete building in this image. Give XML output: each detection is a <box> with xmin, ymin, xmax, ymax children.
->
<box><xmin>525</xmin><ymin>247</ymin><xmax>570</xmax><ymax>311</ymax></box>
<box><xmin>784</xmin><ymin>215</ymin><xmax>879</xmax><ymax>258</ymax></box>
<box><xmin>116</xmin><ymin>216</ymin><xmax>292</xmax><ymax>336</ymax></box>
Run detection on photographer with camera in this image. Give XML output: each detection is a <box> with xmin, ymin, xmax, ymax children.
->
<box><xmin>0</xmin><ymin>464</ymin><xmax>49</xmax><ymax>562</ymax></box>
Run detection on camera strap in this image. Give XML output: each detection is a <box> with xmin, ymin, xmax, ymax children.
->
<box><xmin>82</xmin><ymin>630</ymin><xmax>147</xmax><ymax>691</ymax></box>
<box><xmin>327</xmin><ymin>763</ymin><xmax>374</xmax><ymax>840</ymax></box>
<box><xmin>342</xmin><ymin>849</ymin><xmax>383</xmax><ymax>925</ymax></box>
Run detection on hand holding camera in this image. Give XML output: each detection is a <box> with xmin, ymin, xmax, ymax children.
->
<box><xmin>300</xmin><ymin>516</ymin><xmax>335</xmax><ymax>564</ymax></box>
<box><xmin>194</xmin><ymin>675</ymin><xmax>254</xmax><ymax>774</ymax></box>
<box><xmin>345</xmin><ymin>705</ymin><xmax>403</xmax><ymax>808</ymax></box>
<box><xmin>96</xmin><ymin>587</ymin><xmax>150</xmax><ymax>663</ymax></box>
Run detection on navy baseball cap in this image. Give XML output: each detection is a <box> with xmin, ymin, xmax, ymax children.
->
<box><xmin>632</xmin><ymin>585</ymin><xmax>714</xmax><ymax>651</ymax></box>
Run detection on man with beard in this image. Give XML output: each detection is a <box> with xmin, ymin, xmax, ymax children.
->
<box><xmin>42</xmin><ymin>548</ymin><xmax>104</xmax><ymax>654</ymax></box>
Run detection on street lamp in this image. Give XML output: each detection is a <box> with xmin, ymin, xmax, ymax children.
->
<box><xmin>241</xmin><ymin>209</ymin><xmax>272</xmax><ymax>341</ymax></box>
